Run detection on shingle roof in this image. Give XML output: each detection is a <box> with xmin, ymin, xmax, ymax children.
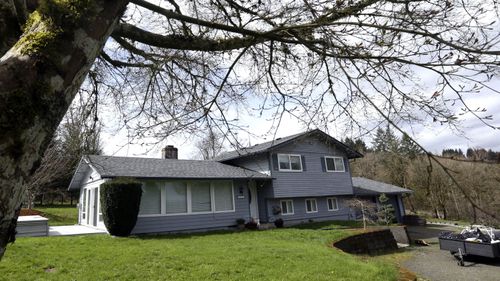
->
<box><xmin>68</xmin><ymin>155</ymin><xmax>270</xmax><ymax>190</ymax></box>
<box><xmin>214</xmin><ymin>129</ymin><xmax>363</xmax><ymax>162</ymax></box>
<box><xmin>352</xmin><ymin>177</ymin><xmax>413</xmax><ymax>195</ymax></box>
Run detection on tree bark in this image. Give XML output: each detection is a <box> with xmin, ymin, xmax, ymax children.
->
<box><xmin>0</xmin><ymin>0</ymin><xmax>129</xmax><ymax>260</ymax></box>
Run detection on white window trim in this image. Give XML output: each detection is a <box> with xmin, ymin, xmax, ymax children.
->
<box><xmin>280</xmin><ymin>199</ymin><xmax>294</xmax><ymax>215</ymax></box>
<box><xmin>327</xmin><ymin>197</ymin><xmax>339</xmax><ymax>211</ymax></box>
<box><xmin>277</xmin><ymin>154</ymin><xmax>303</xmax><ymax>172</ymax></box>
<box><xmin>305</xmin><ymin>198</ymin><xmax>318</xmax><ymax>213</ymax></box>
<box><xmin>138</xmin><ymin>180</ymin><xmax>235</xmax><ymax>217</ymax></box>
<box><xmin>324</xmin><ymin>156</ymin><xmax>345</xmax><ymax>172</ymax></box>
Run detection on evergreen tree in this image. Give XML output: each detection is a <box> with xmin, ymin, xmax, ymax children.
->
<box><xmin>400</xmin><ymin>133</ymin><xmax>421</xmax><ymax>159</ymax></box>
<box><xmin>377</xmin><ymin>194</ymin><xmax>396</xmax><ymax>225</ymax></box>
<box><xmin>466</xmin><ymin>148</ymin><xmax>475</xmax><ymax>159</ymax></box>
<box><xmin>354</xmin><ymin>139</ymin><xmax>368</xmax><ymax>153</ymax></box>
<box><xmin>372</xmin><ymin>126</ymin><xmax>399</xmax><ymax>153</ymax></box>
<box><xmin>343</xmin><ymin>137</ymin><xmax>356</xmax><ymax>150</ymax></box>
<box><xmin>372</xmin><ymin>128</ymin><xmax>386</xmax><ymax>152</ymax></box>
<box><xmin>344</xmin><ymin>137</ymin><xmax>368</xmax><ymax>154</ymax></box>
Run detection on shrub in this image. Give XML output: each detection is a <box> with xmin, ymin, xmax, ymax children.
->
<box><xmin>274</xmin><ymin>218</ymin><xmax>284</xmax><ymax>228</ymax></box>
<box><xmin>245</xmin><ymin>220</ymin><xmax>258</xmax><ymax>230</ymax></box>
<box><xmin>100</xmin><ymin>178</ymin><xmax>142</xmax><ymax>237</ymax></box>
<box><xmin>236</xmin><ymin>218</ymin><xmax>245</xmax><ymax>225</ymax></box>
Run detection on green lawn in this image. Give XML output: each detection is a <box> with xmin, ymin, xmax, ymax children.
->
<box><xmin>1</xmin><ymin>222</ymin><xmax>399</xmax><ymax>280</ymax></box>
<box><xmin>35</xmin><ymin>205</ymin><xmax>78</xmax><ymax>226</ymax></box>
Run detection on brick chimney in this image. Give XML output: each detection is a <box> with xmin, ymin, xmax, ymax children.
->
<box><xmin>162</xmin><ymin>145</ymin><xmax>178</xmax><ymax>159</ymax></box>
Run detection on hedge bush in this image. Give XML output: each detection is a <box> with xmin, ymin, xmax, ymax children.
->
<box><xmin>100</xmin><ymin>178</ymin><xmax>142</xmax><ymax>237</ymax></box>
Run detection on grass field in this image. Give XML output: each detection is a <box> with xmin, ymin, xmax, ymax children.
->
<box><xmin>35</xmin><ymin>205</ymin><xmax>78</xmax><ymax>226</ymax></box>
<box><xmin>1</xmin><ymin>222</ymin><xmax>400</xmax><ymax>280</ymax></box>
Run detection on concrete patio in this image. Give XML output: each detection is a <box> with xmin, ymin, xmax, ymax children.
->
<box><xmin>48</xmin><ymin>225</ymin><xmax>107</xmax><ymax>236</ymax></box>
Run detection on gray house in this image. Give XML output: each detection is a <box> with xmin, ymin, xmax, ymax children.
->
<box><xmin>68</xmin><ymin>129</ymin><xmax>412</xmax><ymax>234</ymax></box>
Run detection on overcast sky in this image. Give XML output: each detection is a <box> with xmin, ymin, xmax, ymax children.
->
<box><xmin>100</xmin><ymin>89</ymin><xmax>500</xmax><ymax>159</ymax></box>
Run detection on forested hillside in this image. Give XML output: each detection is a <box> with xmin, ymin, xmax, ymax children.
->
<box><xmin>348</xmin><ymin>127</ymin><xmax>500</xmax><ymax>226</ymax></box>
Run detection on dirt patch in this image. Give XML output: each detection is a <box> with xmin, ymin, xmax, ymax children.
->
<box><xmin>20</xmin><ymin>208</ymin><xmax>42</xmax><ymax>216</ymax></box>
<box><xmin>44</xmin><ymin>266</ymin><xmax>57</xmax><ymax>273</ymax></box>
<box><xmin>398</xmin><ymin>267</ymin><xmax>417</xmax><ymax>281</ymax></box>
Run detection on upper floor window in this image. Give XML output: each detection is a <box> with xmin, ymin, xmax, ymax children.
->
<box><xmin>278</xmin><ymin>154</ymin><xmax>303</xmax><ymax>172</ymax></box>
<box><xmin>324</xmin><ymin>156</ymin><xmax>345</xmax><ymax>172</ymax></box>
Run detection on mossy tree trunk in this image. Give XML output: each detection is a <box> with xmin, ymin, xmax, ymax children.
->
<box><xmin>0</xmin><ymin>0</ymin><xmax>129</xmax><ymax>260</ymax></box>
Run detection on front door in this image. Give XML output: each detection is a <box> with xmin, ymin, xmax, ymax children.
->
<box><xmin>248</xmin><ymin>181</ymin><xmax>259</xmax><ymax>223</ymax></box>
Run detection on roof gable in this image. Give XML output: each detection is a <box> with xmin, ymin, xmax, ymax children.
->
<box><xmin>215</xmin><ymin>129</ymin><xmax>363</xmax><ymax>162</ymax></box>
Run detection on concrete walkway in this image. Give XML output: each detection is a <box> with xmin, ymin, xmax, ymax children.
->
<box><xmin>48</xmin><ymin>225</ymin><xmax>107</xmax><ymax>236</ymax></box>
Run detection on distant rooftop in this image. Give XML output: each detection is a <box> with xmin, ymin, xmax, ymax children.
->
<box><xmin>215</xmin><ymin>129</ymin><xmax>363</xmax><ymax>162</ymax></box>
<box><xmin>352</xmin><ymin>177</ymin><xmax>413</xmax><ymax>195</ymax></box>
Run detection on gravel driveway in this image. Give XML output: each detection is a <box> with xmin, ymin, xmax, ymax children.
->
<box><xmin>403</xmin><ymin>224</ymin><xmax>500</xmax><ymax>281</ymax></box>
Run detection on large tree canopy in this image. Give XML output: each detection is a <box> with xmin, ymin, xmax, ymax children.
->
<box><xmin>1</xmin><ymin>0</ymin><xmax>499</xmax><ymax>259</ymax></box>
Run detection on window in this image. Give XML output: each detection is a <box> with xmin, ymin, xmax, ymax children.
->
<box><xmin>138</xmin><ymin>180</ymin><xmax>235</xmax><ymax>216</ymax></box>
<box><xmin>327</xmin><ymin>197</ymin><xmax>339</xmax><ymax>211</ymax></box>
<box><xmin>280</xmin><ymin>200</ymin><xmax>294</xmax><ymax>215</ymax></box>
<box><xmin>165</xmin><ymin>182</ymin><xmax>187</xmax><ymax>214</ymax></box>
<box><xmin>305</xmin><ymin>199</ymin><xmax>318</xmax><ymax>213</ymax></box>
<box><xmin>325</xmin><ymin>156</ymin><xmax>345</xmax><ymax>172</ymax></box>
<box><xmin>81</xmin><ymin>191</ymin><xmax>87</xmax><ymax>220</ymax></box>
<box><xmin>214</xmin><ymin>181</ymin><xmax>234</xmax><ymax>212</ymax></box>
<box><xmin>191</xmin><ymin>182</ymin><xmax>212</xmax><ymax>213</ymax></box>
<box><xmin>139</xmin><ymin>182</ymin><xmax>162</xmax><ymax>215</ymax></box>
<box><xmin>97</xmin><ymin>188</ymin><xmax>103</xmax><ymax>222</ymax></box>
<box><xmin>278</xmin><ymin>154</ymin><xmax>303</xmax><ymax>171</ymax></box>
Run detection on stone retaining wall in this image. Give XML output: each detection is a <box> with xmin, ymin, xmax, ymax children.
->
<box><xmin>334</xmin><ymin>229</ymin><xmax>398</xmax><ymax>255</ymax></box>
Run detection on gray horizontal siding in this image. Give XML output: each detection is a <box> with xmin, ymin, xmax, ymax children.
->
<box><xmin>131</xmin><ymin>180</ymin><xmax>250</xmax><ymax>234</ymax></box>
<box><xmin>270</xmin><ymin>136</ymin><xmax>354</xmax><ymax>197</ymax></box>
<box><xmin>266</xmin><ymin>196</ymin><xmax>352</xmax><ymax>223</ymax></box>
<box><xmin>257</xmin><ymin>181</ymin><xmax>273</xmax><ymax>222</ymax></box>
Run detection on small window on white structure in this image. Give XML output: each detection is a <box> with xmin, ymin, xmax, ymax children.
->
<box><xmin>278</xmin><ymin>154</ymin><xmax>303</xmax><ymax>171</ymax></box>
<box><xmin>165</xmin><ymin>182</ymin><xmax>187</xmax><ymax>214</ymax></box>
<box><xmin>139</xmin><ymin>182</ymin><xmax>162</xmax><ymax>215</ymax></box>
<box><xmin>191</xmin><ymin>182</ymin><xmax>212</xmax><ymax>212</ymax></box>
<box><xmin>214</xmin><ymin>181</ymin><xmax>234</xmax><ymax>212</ymax></box>
<box><xmin>327</xmin><ymin>197</ymin><xmax>339</xmax><ymax>211</ymax></box>
<box><xmin>325</xmin><ymin>156</ymin><xmax>345</xmax><ymax>172</ymax></box>
<box><xmin>280</xmin><ymin>200</ymin><xmax>294</xmax><ymax>215</ymax></box>
<box><xmin>305</xmin><ymin>199</ymin><xmax>318</xmax><ymax>213</ymax></box>
<box><xmin>97</xmin><ymin>188</ymin><xmax>103</xmax><ymax>222</ymax></box>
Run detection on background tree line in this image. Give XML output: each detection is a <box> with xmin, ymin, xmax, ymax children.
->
<box><xmin>348</xmin><ymin>127</ymin><xmax>500</xmax><ymax>226</ymax></box>
<box><xmin>24</xmin><ymin>105</ymin><xmax>102</xmax><ymax>209</ymax></box>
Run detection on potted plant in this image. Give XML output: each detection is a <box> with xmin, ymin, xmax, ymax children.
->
<box><xmin>274</xmin><ymin>218</ymin><xmax>284</xmax><ymax>228</ymax></box>
<box><xmin>236</xmin><ymin>218</ymin><xmax>245</xmax><ymax>230</ymax></box>
<box><xmin>245</xmin><ymin>218</ymin><xmax>259</xmax><ymax>230</ymax></box>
